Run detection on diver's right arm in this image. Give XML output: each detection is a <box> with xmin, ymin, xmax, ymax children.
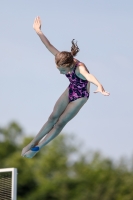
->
<box><xmin>33</xmin><ymin>16</ymin><xmax>59</xmax><ymax>56</ymax></box>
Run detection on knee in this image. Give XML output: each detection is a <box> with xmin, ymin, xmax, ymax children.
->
<box><xmin>48</xmin><ymin>113</ymin><xmax>59</xmax><ymax>124</ymax></box>
<box><xmin>54</xmin><ymin>119</ymin><xmax>66</xmax><ymax>130</ymax></box>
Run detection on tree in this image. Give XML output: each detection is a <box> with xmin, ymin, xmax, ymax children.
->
<box><xmin>1</xmin><ymin>122</ymin><xmax>133</xmax><ymax>200</ymax></box>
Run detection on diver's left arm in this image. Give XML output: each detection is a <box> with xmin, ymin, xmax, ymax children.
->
<box><xmin>79</xmin><ymin>65</ymin><xmax>110</xmax><ymax>96</ymax></box>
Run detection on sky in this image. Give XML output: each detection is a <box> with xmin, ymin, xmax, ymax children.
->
<box><xmin>0</xmin><ymin>0</ymin><xmax>133</xmax><ymax>161</ymax></box>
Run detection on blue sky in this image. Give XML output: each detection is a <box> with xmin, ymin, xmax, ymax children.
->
<box><xmin>0</xmin><ymin>0</ymin><xmax>133</xmax><ymax>160</ymax></box>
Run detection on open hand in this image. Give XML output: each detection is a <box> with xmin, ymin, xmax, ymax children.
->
<box><xmin>94</xmin><ymin>84</ymin><xmax>110</xmax><ymax>96</ymax></box>
<box><xmin>33</xmin><ymin>16</ymin><xmax>41</xmax><ymax>32</ymax></box>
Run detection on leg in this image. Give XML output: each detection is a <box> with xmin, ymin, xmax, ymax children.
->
<box><xmin>21</xmin><ymin>87</ymin><xmax>69</xmax><ymax>156</ymax></box>
<box><xmin>24</xmin><ymin>97</ymin><xmax>88</xmax><ymax>158</ymax></box>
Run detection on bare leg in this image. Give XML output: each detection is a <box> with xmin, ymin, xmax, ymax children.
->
<box><xmin>21</xmin><ymin>88</ymin><xmax>69</xmax><ymax>156</ymax></box>
<box><xmin>23</xmin><ymin>97</ymin><xmax>88</xmax><ymax>158</ymax></box>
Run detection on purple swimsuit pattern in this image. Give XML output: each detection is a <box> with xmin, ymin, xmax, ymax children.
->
<box><xmin>65</xmin><ymin>61</ymin><xmax>89</xmax><ymax>102</ymax></box>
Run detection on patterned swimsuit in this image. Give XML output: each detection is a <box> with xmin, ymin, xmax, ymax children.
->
<box><xmin>65</xmin><ymin>61</ymin><xmax>89</xmax><ymax>102</ymax></box>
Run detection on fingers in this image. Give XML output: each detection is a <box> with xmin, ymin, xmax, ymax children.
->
<box><xmin>33</xmin><ymin>16</ymin><xmax>41</xmax><ymax>30</ymax></box>
<box><xmin>93</xmin><ymin>90</ymin><xmax>99</xmax><ymax>93</ymax></box>
<box><xmin>101</xmin><ymin>86</ymin><xmax>110</xmax><ymax>96</ymax></box>
<box><xmin>93</xmin><ymin>90</ymin><xmax>110</xmax><ymax>96</ymax></box>
<box><xmin>34</xmin><ymin>16</ymin><xmax>41</xmax><ymax>24</ymax></box>
<box><xmin>36</xmin><ymin>16</ymin><xmax>40</xmax><ymax>23</ymax></box>
<box><xmin>38</xmin><ymin>16</ymin><xmax>41</xmax><ymax>24</ymax></box>
<box><xmin>102</xmin><ymin>91</ymin><xmax>110</xmax><ymax>96</ymax></box>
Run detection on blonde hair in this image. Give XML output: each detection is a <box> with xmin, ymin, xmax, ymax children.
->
<box><xmin>55</xmin><ymin>39</ymin><xmax>80</xmax><ymax>68</ymax></box>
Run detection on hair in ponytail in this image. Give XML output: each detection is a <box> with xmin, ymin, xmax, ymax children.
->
<box><xmin>71</xmin><ymin>39</ymin><xmax>80</xmax><ymax>56</ymax></box>
<box><xmin>55</xmin><ymin>39</ymin><xmax>80</xmax><ymax>68</ymax></box>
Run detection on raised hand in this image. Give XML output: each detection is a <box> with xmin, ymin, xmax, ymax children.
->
<box><xmin>94</xmin><ymin>84</ymin><xmax>110</xmax><ymax>96</ymax></box>
<box><xmin>33</xmin><ymin>16</ymin><xmax>41</xmax><ymax>32</ymax></box>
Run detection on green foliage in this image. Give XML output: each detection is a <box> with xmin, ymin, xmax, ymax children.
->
<box><xmin>0</xmin><ymin>122</ymin><xmax>133</xmax><ymax>200</ymax></box>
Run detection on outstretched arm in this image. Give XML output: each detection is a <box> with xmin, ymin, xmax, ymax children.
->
<box><xmin>33</xmin><ymin>16</ymin><xmax>59</xmax><ymax>56</ymax></box>
<box><xmin>79</xmin><ymin>65</ymin><xmax>110</xmax><ymax>96</ymax></box>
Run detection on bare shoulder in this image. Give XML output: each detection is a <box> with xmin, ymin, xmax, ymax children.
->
<box><xmin>75</xmin><ymin>59</ymin><xmax>90</xmax><ymax>74</ymax></box>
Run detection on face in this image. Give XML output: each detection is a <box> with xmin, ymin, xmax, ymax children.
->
<box><xmin>56</xmin><ymin>65</ymin><xmax>73</xmax><ymax>74</ymax></box>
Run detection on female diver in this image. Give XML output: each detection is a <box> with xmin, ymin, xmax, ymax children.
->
<box><xmin>21</xmin><ymin>16</ymin><xmax>110</xmax><ymax>158</ymax></box>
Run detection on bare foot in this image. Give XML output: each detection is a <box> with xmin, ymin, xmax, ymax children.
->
<box><xmin>21</xmin><ymin>142</ymin><xmax>35</xmax><ymax>156</ymax></box>
<box><xmin>23</xmin><ymin>149</ymin><xmax>39</xmax><ymax>158</ymax></box>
